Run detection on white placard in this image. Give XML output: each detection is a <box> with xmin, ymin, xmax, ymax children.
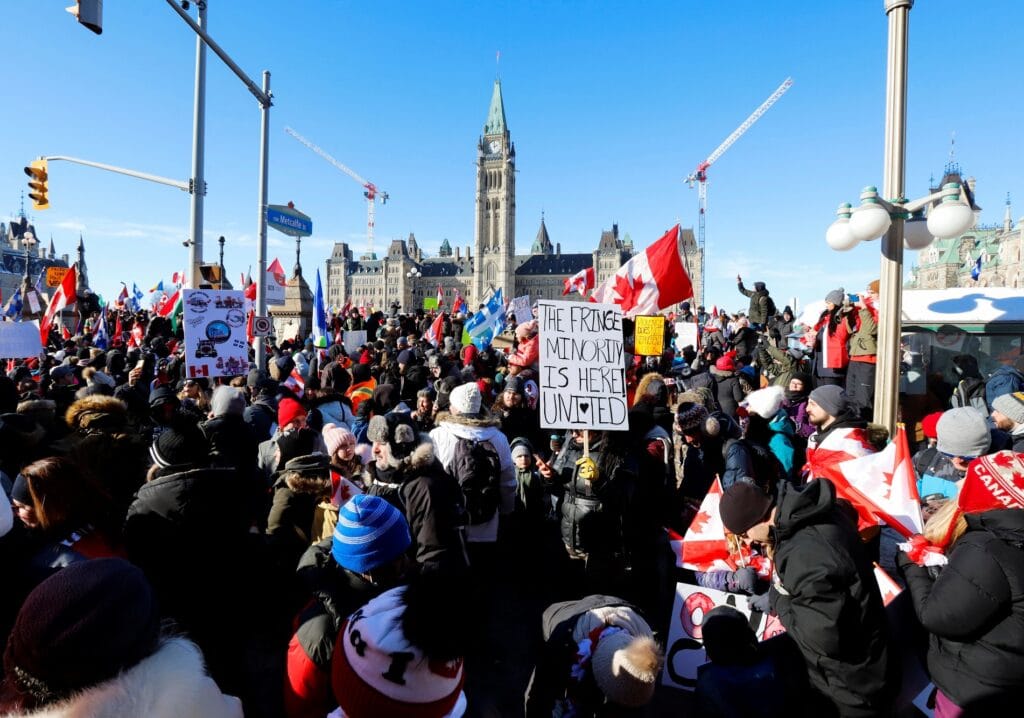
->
<box><xmin>343</xmin><ymin>330</ymin><xmax>367</xmax><ymax>356</ymax></box>
<box><xmin>675</xmin><ymin>321</ymin><xmax>699</xmax><ymax>351</ymax></box>
<box><xmin>511</xmin><ymin>294</ymin><xmax>533</xmax><ymax>325</ymax></box>
<box><xmin>0</xmin><ymin>321</ymin><xmax>42</xmax><ymax>358</ymax></box>
<box><xmin>266</xmin><ymin>265</ymin><xmax>287</xmax><ymax>306</ymax></box>
<box><xmin>25</xmin><ymin>291</ymin><xmax>41</xmax><ymax>314</ymax></box>
<box><xmin>537</xmin><ymin>300</ymin><xmax>628</xmax><ymax>431</ymax></box>
<box><xmin>183</xmin><ymin>289</ymin><xmax>249</xmax><ymax>378</ymax></box>
<box><xmin>662</xmin><ymin>583</ymin><xmax>785</xmax><ymax>691</ymax></box>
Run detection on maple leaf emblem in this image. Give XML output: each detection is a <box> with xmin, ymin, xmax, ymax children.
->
<box><xmin>613</xmin><ymin>273</ymin><xmax>645</xmax><ymax>314</ymax></box>
<box><xmin>1011</xmin><ymin>471</ymin><xmax>1024</xmax><ymax>494</ymax></box>
<box><xmin>690</xmin><ymin>510</ymin><xmax>712</xmax><ymax>534</ymax></box>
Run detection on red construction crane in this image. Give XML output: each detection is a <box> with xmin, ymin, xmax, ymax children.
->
<box><xmin>685</xmin><ymin>77</ymin><xmax>793</xmax><ymax>306</ymax></box>
<box><xmin>285</xmin><ymin>126</ymin><xmax>389</xmax><ymax>256</ymax></box>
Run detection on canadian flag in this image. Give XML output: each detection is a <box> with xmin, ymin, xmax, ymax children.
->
<box><xmin>833</xmin><ymin>425</ymin><xmax>923</xmax><ymax>538</ymax></box>
<box><xmin>589</xmin><ymin>225</ymin><xmax>693</xmax><ymax>317</ymax></box>
<box><xmin>452</xmin><ymin>289</ymin><xmax>466</xmax><ymax>314</ymax></box>
<box><xmin>436</xmin><ymin>284</ymin><xmax>444</xmax><ymax>307</ymax></box>
<box><xmin>873</xmin><ymin>563</ymin><xmax>902</xmax><ymax>607</ymax></box>
<box><xmin>157</xmin><ymin>288</ymin><xmax>180</xmax><ymax>318</ymax></box>
<box><xmin>424</xmin><ymin>312</ymin><xmax>445</xmax><ymax>347</ymax></box>
<box><xmin>562</xmin><ymin>266</ymin><xmax>595</xmax><ymax>297</ymax></box>
<box><xmin>330</xmin><ymin>471</ymin><xmax>363</xmax><ymax>507</ymax></box>
<box><xmin>283</xmin><ymin>368</ymin><xmax>305</xmax><ymax>398</ymax></box>
<box><xmin>39</xmin><ymin>263</ymin><xmax>78</xmax><ymax>345</ymax></box>
<box><xmin>680</xmin><ymin>478</ymin><xmax>736</xmax><ymax>572</ymax></box>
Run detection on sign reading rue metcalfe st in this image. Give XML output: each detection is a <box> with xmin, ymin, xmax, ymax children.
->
<box><xmin>266</xmin><ymin>203</ymin><xmax>313</xmax><ymax>237</ymax></box>
<box><xmin>538</xmin><ymin>299</ymin><xmax>628</xmax><ymax>431</ymax></box>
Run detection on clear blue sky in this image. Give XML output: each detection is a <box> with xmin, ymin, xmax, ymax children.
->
<box><xmin>3</xmin><ymin>1</ymin><xmax>1021</xmax><ymax>312</ymax></box>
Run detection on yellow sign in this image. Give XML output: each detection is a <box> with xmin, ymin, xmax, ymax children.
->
<box><xmin>46</xmin><ymin>266</ymin><xmax>69</xmax><ymax>288</ymax></box>
<box><xmin>634</xmin><ymin>315</ymin><xmax>665</xmax><ymax>356</ymax></box>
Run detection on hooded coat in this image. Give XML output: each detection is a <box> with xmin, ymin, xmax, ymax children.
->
<box><xmin>429</xmin><ymin>410</ymin><xmax>516</xmax><ymax>543</ymax></box>
<box><xmin>769</xmin><ymin>479</ymin><xmax>894</xmax><ymax>716</ymax></box>
<box><xmin>737</xmin><ymin>281</ymin><xmax>772</xmax><ymax>325</ymax></box>
<box><xmin>898</xmin><ymin>509</ymin><xmax>1024</xmax><ymax>709</ymax></box>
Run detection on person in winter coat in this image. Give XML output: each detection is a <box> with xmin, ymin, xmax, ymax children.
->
<box><xmin>711</xmin><ymin>351</ymin><xmax>746</xmax><ymax>419</ymax></box>
<box><xmin>267</xmin><ymin>453</ymin><xmax>334</xmax><ymax>571</ymax></box>
<box><xmin>508</xmin><ymin>319</ymin><xmax>539</xmax><ymax>373</ymax></box>
<box><xmin>675</xmin><ymin>402</ymin><xmax>752</xmax><ymax>499</ymax></box>
<box><xmin>284</xmin><ymin>495</ymin><xmax>412</xmax><ymax>718</ymax></box>
<box><xmin>846</xmin><ymin>285</ymin><xmax>879</xmax><ymax>419</ymax></box>
<box><xmin>810</xmin><ymin>289</ymin><xmax>855</xmax><ymax>388</ymax></box>
<box><xmin>803</xmin><ymin>385</ymin><xmax>876</xmax><ymax>480</ymax></box>
<box><xmin>742</xmin><ymin>386</ymin><xmax>797</xmax><ymax>481</ymax></box>
<box><xmin>985</xmin><ymin>355</ymin><xmax>1024</xmax><ymax>411</ymax></box>
<box><xmin>736</xmin><ymin>276</ymin><xmax>773</xmax><ymax>328</ymax></box>
<box><xmin>782</xmin><ymin>372</ymin><xmax>814</xmax><ymax>440</ymax></box>
<box><xmin>490</xmin><ymin>375</ymin><xmax>540</xmax><ymax>446</ymax></box>
<box><xmin>366</xmin><ymin>412</ymin><xmax>468</xmax><ymax>575</ymax></box>
<box><xmin>0</xmin><ymin>559</ymin><xmax>242</xmax><ymax>717</ymax></box>
<box><xmin>720</xmin><ymin>480</ymin><xmax>895</xmax><ymax>717</ymax></box>
<box><xmin>244</xmin><ymin>376</ymin><xmax>278</xmax><ymax>442</ymax></box>
<box><xmin>990</xmin><ymin>391</ymin><xmax>1024</xmax><ymax>452</ymax></box>
<box><xmin>257</xmin><ymin>397</ymin><xmax>310</xmax><ymax>487</ymax></box>
<box><xmin>913</xmin><ymin>412</ymin><xmax>961</xmax><ymax>502</ymax></box>
<box><xmin>524</xmin><ymin>594</ymin><xmax>663</xmax><ymax>717</ymax></box>
<box><xmin>898</xmin><ymin>451</ymin><xmax>1024</xmax><ymax>716</ymax></box>
<box><xmin>430</xmin><ymin>383</ymin><xmax>516</xmax><ymax>551</ymax></box>
<box><xmin>199</xmin><ymin>385</ymin><xmax>260</xmax><ymax>506</ymax></box>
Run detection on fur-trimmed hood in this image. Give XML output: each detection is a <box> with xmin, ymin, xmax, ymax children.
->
<box><xmin>633</xmin><ymin>372</ymin><xmax>666</xmax><ymax>407</ymax></box>
<box><xmin>371</xmin><ymin>436</ymin><xmax>435</xmax><ymax>476</ymax></box>
<box><xmin>12</xmin><ymin>637</ymin><xmax>241</xmax><ymax>718</ymax></box>
<box><xmin>64</xmin><ymin>395</ymin><xmax>128</xmax><ymax>432</ymax></box>
<box><xmin>281</xmin><ymin>471</ymin><xmax>333</xmax><ymax>495</ymax></box>
<box><xmin>17</xmin><ymin>399</ymin><xmax>56</xmax><ymax>415</ymax></box>
<box><xmin>433</xmin><ymin>410</ymin><xmax>501</xmax><ymax>429</ymax></box>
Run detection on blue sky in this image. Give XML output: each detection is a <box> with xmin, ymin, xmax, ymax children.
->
<box><xmin>3</xmin><ymin>1</ymin><xmax>1022</xmax><ymax>311</ymax></box>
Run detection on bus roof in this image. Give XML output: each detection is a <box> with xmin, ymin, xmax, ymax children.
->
<box><xmin>901</xmin><ymin>288</ymin><xmax>1024</xmax><ymax>330</ymax></box>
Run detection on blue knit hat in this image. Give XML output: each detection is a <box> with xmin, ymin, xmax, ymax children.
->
<box><xmin>331</xmin><ymin>494</ymin><xmax>412</xmax><ymax>573</ymax></box>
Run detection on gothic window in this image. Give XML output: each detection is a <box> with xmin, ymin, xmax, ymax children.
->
<box><xmin>486</xmin><ymin>263</ymin><xmax>496</xmax><ymax>283</ymax></box>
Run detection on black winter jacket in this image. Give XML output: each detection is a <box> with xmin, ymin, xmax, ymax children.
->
<box><xmin>899</xmin><ymin>509</ymin><xmax>1024</xmax><ymax>708</ymax></box>
<box><xmin>769</xmin><ymin>479</ymin><xmax>894</xmax><ymax>717</ymax></box>
<box><xmin>365</xmin><ymin>439</ymin><xmax>468</xmax><ymax>575</ymax></box>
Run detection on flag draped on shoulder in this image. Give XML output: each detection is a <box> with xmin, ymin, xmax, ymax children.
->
<box><xmin>562</xmin><ymin>266</ymin><xmax>595</xmax><ymax>297</ymax></box>
<box><xmin>464</xmin><ymin>288</ymin><xmax>505</xmax><ymax>350</ymax></box>
<box><xmin>313</xmin><ymin>268</ymin><xmax>328</xmax><ymax>348</ymax></box>
<box><xmin>589</xmin><ymin>224</ymin><xmax>693</xmax><ymax>317</ymax></box>
<box><xmin>40</xmin><ymin>264</ymin><xmax>78</xmax><ymax>344</ymax></box>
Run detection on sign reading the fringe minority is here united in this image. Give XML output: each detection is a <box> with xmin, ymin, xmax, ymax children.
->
<box><xmin>538</xmin><ymin>299</ymin><xmax>628</xmax><ymax>431</ymax></box>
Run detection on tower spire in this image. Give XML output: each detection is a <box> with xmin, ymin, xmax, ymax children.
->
<box><xmin>484</xmin><ymin>78</ymin><xmax>507</xmax><ymax>136</ymax></box>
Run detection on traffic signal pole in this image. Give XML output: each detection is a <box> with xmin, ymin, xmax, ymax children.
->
<box><xmin>187</xmin><ymin>0</ymin><xmax>208</xmax><ymax>294</ymax></box>
<box><xmin>35</xmin><ymin>156</ymin><xmax>190</xmax><ymax>191</ymax></box>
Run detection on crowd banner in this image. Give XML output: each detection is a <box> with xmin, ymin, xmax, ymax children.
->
<box><xmin>0</xmin><ymin>321</ymin><xmax>42</xmax><ymax>358</ymax></box>
<box><xmin>537</xmin><ymin>299</ymin><xmax>628</xmax><ymax>431</ymax></box>
<box><xmin>674</xmin><ymin>321</ymin><xmax>699</xmax><ymax>351</ymax></box>
<box><xmin>661</xmin><ymin>583</ymin><xmax>785</xmax><ymax>691</ymax></box>
<box><xmin>343</xmin><ymin>330</ymin><xmax>367</xmax><ymax>355</ymax></box>
<box><xmin>511</xmin><ymin>294</ymin><xmax>533</xmax><ymax>325</ymax></box>
<box><xmin>634</xmin><ymin>315</ymin><xmax>665</xmax><ymax>356</ymax></box>
<box><xmin>182</xmin><ymin>289</ymin><xmax>249</xmax><ymax>378</ymax></box>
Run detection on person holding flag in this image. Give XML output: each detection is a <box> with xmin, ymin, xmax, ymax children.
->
<box><xmin>452</xmin><ymin>288</ymin><xmax>466</xmax><ymax>315</ymax></box>
<box><xmin>39</xmin><ymin>264</ymin><xmax>78</xmax><ymax>345</ymax></box>
<box><xmin>92</xmin><ymin>303</ymin><xmax>110</xmax><ymax>350</ymax></box>
<box><xmin>2</xmin><ymin>288</ymin><xmax>23</xmax><ymax>321</ymax></box>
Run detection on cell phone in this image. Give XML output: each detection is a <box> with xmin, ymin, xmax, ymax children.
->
<box><xmin>135</xmin><ymin>359</ymin><xmax>147</xmax><ymax>371</ymax></box>
<box><xmin>847</xmin><ymin>294</ymin><xmax>860</xmax><ymax>303</ymax></box>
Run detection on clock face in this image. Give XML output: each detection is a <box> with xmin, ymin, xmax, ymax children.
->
<box><xmin>488</xmin><ymin>139</ymin><xmax>501</xmax><ymax>154</ymax></box>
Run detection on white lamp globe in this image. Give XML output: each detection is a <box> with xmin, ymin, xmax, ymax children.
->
<box><xmin>927</xmin><ymin>200</ymin><xmax>975</xmax><ymax>239</ymax></box>
<box><xmin>903</xmin><ymin>216</ymin><xmax>934</xmax><ymax>250</ymax></box>
<box><xmin>849</xmin><ymin>202</ymin><xmax>892</xmax><ymax>242</ymax></box>
<box><xmin>826</xmin><ymin>219</ymin><xmax>859</xmax><ymax>251</ymax></box>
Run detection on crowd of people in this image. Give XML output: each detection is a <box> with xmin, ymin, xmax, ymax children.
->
<box><xmin>0</xmin><ymin>274</ymin><xmax>1021</xmax><ymax>717</ymax></box>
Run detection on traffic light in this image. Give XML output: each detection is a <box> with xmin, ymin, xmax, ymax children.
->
<box><xmin>24</xmin><ymin>160</ymin><xmax>49</xmax><ymax>211</ymax></box>
<box><xmin>66</xmin><ymin>0</ymin><xmax>102</xmax><ymax>35</ymax></box>
<box><xmin>200</xmin><ymin>264</ymin><xmax>223</xmax><ymax>288</ymax></box>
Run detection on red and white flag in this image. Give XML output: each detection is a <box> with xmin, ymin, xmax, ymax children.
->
<box><xmin>452</xmin><ymin>289</ymin><xmax>466</xmax><ymax>314</ymax></box>
<box><xmin>436</xmin><ymin>284</ymin><xmax>444</xmax><ymax>307</ymax></box>
<box><xmin>330</xmin><ymin>471</ymin><xmax>363</xmax><ymax>507</ymax></box>
<box><xmin>283</xmin><ymin>368</ymin><xmax>306</xmax><ymax>398</ymax></box>
<box><xmin>562</xmin><ymin>266</ymin><xmax>595</xmax><ymax>297</ymax></box>
<box><xmin>873</xmin><ymin>564</ymin><xmax>902</xmax><ymax>606</ymax></box>
<box><xmin>680</xmin><ymin>478</ymin><xmax>736</xmax><ymax>572</ymax></box>
<box><xmin>39</xmin><ymin>263</ymin><xmax>78</xmax><ymax>345</ymax></box>
<box><xmin>830</xmin><ymin>425</ymin><xmax>923</xmax><ymax>538</ymax></box>
<box><xmin>424</xmin><ymin>312</ymin><xmax>445</xmax><ymax>347</ymax></box>
<box><xmin>589</xmin><ymin>225</ymin><xmax>693</xmax><ymax>317</ymax></box>
<box><xmin>130</xmin><ymin>322</ymin><xmax>144</xmax><ymax>348</ymax></box>
<box><xmin>157</xmin><ymin>288</ymin><xmax>181</xmax><ymax>318</ymax></box>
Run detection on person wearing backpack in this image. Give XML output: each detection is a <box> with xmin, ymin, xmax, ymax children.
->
<box><xmin>950</xmin><ymin>354</ymin><xmax>989</xmax><ymax>418</ymax></box>
<box><xmin>429</xmin><ymin>382</ymin><xmax>516</xmax><ymax>557</ymax></box>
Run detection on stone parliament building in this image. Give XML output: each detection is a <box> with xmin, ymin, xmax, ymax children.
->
<box><xmin>325</xmin><ymin>79</ymin><xmax>703</xmax><ymax>312</ymax></box>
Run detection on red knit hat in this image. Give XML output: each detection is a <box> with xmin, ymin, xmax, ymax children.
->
<box><xmin>715</xmin><ymin>351</ymin><xmax>737</xmax><ymax>372</ymax></box>
<box><xmin>921</xmin><ymin>412</ymin><xmax>943</xmax><ymax>440</ymax></box>
<box><xmin>277</xmin><ymin>397</ymin><xmax>307</xmax><ymax>429</ymax></box>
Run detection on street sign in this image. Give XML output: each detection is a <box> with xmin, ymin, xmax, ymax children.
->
<box><xmin>252</xmin><ymin>316</ymin><xmax>272</xmax><ymax>336</ymax></box>
<box><xmin>267</xmin><ymin>203</ymin><xmax>312</xmax><ymax>237</ymax></box>
<box><xmin>46</xmin><ymin>266</ymin><xmax>69</xmax><ymax>287</ymax></box>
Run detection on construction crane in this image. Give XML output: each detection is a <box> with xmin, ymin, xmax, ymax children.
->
<box><xmin>285</xmin><ymin>126</ymin><xmax>389</xmax><ymax>256</ymax></box>
<box><xmin>685</xmin><ymin>77</ymin><xmax>793</xmax><ymax>306</ymax></box>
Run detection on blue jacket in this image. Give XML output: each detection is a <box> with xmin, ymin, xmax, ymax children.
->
<box><xmin>986</xmin><ymin>365</ymin><xmax>1024</xmax><ymax>410</ymax></box>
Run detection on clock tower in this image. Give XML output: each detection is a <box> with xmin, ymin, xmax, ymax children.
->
<box><xmin>473</xmin><ymin>79</ymin><xmax>516</xmax><ymax>306</ymax></box>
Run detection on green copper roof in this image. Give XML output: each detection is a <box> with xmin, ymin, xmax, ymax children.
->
<box><xmin>484</xmin><ymin>79</ymin><xmax>507</xmax><ymax>136</ymax></box>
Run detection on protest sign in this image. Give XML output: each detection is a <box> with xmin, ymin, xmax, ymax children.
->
<box><xmin>511</xmin><ymin>294</ymin><xmax>533</xmax><ymax>325</ymax></box>
<box><xmin>662</xmin><ymin>583</ymin><xmax>785</xmax><ymax>691</ymax></box>
<box><xmin>25</xmin><ymin>291</ymin><xmax>41</xmax><ymax>314</ymax></box>
<box><xmin>538</xmin><ymin>300</ymin><xmax>627</xmax><ymax>431</ymax></box>
<box><xmin>634</xmin><ymin>315</ymin><xmax>665</xmax><ymax>356</ymax></box>
<box><xmin>0</xmin><ymin>321</ymin><xmax>42</xmax><ymax>358</ymax></box>
<box><xmin>182</xmin><ymin>289</ymin><xmax>249</xmax><ymax>378</ymax></box>
<box><xmin>343</xmin><ymin>330</ymin><xmax>367</xmax><ymax>355</ymax></box>
<box><xmin>266</xmin><ymin>258</ymin><xmax>286</xmax><ymax>306</ymax></box>
<box><xmin>675</xmin><ymin>321</ymin><xmax>699</xmax><ymax>351</ymax></box>
<box><xmin>423</xmin><ymin>297</ymin><xmax>439</xmax><ymax>311</ymax></box>
<box><xmin>46</xmin><ymin>266</ymin><xmax>69</xmax><ymax>288</ymax></box>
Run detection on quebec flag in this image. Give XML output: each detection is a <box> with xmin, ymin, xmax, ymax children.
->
<box><xmin>464</xmin><ymin>288</ymin><xmax>506</xmax><ymax>350</ymax></box>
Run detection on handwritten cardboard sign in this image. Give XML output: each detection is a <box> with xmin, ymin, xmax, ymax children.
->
<box><xmin>662</xmin><ymin>583</ymin><xmax>785</xmax><ymax>691</ymax></box>
<box><xmin>537</xmin><ymin>300</ymin><xmax>628</xmax><ymax>431</ymax></box>
<box><xmin>511</xmin><ymin>294</ymin><xmax>533</xmax><ymax>325</ymax></box>
<box><xmin>634</xmin><ymin>315</ymin><xmax>665</xmax><ymax>356</ymax></box>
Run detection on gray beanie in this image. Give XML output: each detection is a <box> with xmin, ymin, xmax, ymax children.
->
<box><xmin>992</xmin><ymin>392</ymin><xmax>1024</xmax><ymax>425</ymax></box>
<box><xmin>936</xmin><ymin>408</ymin><xmax>991</xmax><ymax>458</ymax></box>
<box><xmin>210</xmin><ymin>385</ymin><xmax>246</xmax><ymax>417</ymax></box>
<box><xmin>825</xmin><ymin>288</ymin><xmax>845</xmax><ymax>306</ymax></box>
<box><xmin>808</xmin><ymin>385</ymin><xmax>847</xmax><ymax>417</ymax></box>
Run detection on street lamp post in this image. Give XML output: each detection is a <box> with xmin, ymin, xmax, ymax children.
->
<box><xmin>218</xmin><ymin>235</ymin><xmax>225</xmax><ymax>290</ymax></box>
<box><xmin>187</xmin><ymin>0</ymin><xmax>208</xmax><ymax>291</ymax></box>
<box><xmin>824</xmin><ymin>2</ymin><xmax>978</xmax><ymax>435</ymax></box>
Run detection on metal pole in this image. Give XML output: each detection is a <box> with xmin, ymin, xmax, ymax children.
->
<box><xmin>188</xmin><ymin>0</ymin><xmax>208</xmax><ymax>290</ymax></box>
<box><xmin>874</xmin><ymin>0</ymin><xmax>913</xmax><ymax>435</ymax></box>
<box><xmin>42</xmin><ymin>156</ymin><xmax>189</xmax><ymax>190</ymax></box>
<box><xmin>254</xmin><ymin>71</ymin><xmax>271</xmax><ymax>372</ymax></box>
<box><xmin>218</xmin><ymin>235</ymin><xmax>225</xmax><ymax>290</ymax></box>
